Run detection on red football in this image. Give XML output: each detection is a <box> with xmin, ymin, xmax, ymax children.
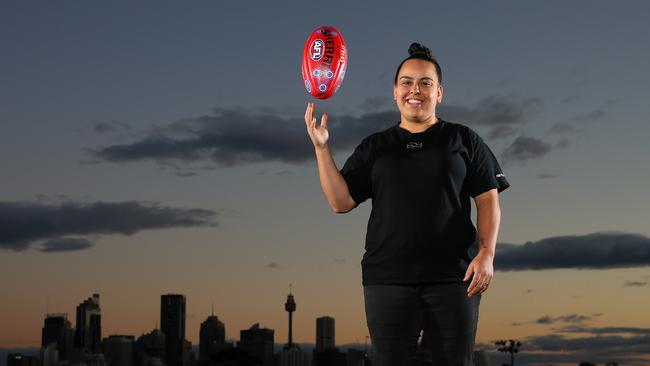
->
<box><xmin>301</xmin><ymin>26</ymin><xmax>348</xmax><ymax>99</ymax></box>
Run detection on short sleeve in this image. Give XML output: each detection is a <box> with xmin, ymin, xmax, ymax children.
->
<box><xmin>464</xmin><ymin>128</ymin><xmax>510</xmax><ymax>198</ymax></box>
<box><xmin>339</xmin><ymin>139</ymin><xmax>373</xmax><ymax>205</ymax></box>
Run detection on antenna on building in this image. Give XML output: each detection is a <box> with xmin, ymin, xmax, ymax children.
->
<box><xmin>211</xmin><ymin>300</ymin><xmax>214</xmax><ymax>316</ymax></box>
<box><xmin>289</xmin><ymin>282</ymin><xmax>292</xmax><ymax>294</ymax></box>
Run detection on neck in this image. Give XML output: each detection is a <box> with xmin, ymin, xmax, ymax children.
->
<box><xmin>399</xmin><ymin>115</ymin><xmax>439</xmax><ymax>133</ymax></box>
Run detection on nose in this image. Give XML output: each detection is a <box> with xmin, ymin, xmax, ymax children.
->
<box><xmin>410</xmin><ymin>84</ymin><xmax>420</xmax><ymax>94</ymax></box>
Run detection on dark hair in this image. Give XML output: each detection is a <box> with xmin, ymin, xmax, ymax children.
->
<box><xmin>393</xmin><ymin>42</ymin><xmax>442</xmax><ymax>85</ymax></box>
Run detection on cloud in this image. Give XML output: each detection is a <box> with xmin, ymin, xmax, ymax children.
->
<box><xmin>440</xmin><ymin>95</ymin><xmax>541</xmax><ymax>127</ymax></box>
<box><xmin>477</xmin><ymin>325</ymin><xmax>650</xmax><ymax>366</ymax></box>
<box><xmin>334</xmin><ymin>258</ymin><xmax>347</xmax><ymax>263</ymax></box>
<box><xmin>0</xmin><ymin>200</ymin><xmax>217</xmax><ymax>252</ymax></box>
<box><xmin>501</xmin><ymin>136</ymin><xmax>553</xmax><ymax>165</ymax></box>
<box><xmin>623</xmin><ymin>280</ymin><xmax>648</xmax><ymax>287</ymax></box>
<box><xmin>90</xmin><ymin>96</ymin><xmax>540</xmax><ymax>172</ymax></box>
<box><xmin>537</xmin><ymin>173</ymin><xmax>560</xmax><ymax>179</ymax></box>
<box><xmin>94</xmin><ymin>121</ymin><xmax>132</xmax><ymax>134</ymax></box>
<box><xmin>571</xmin><ymin>109</ymin><xmax>607</xmax><ymax>123</ymax></box>
<box><xmin>40</xmin><ymin>237</ymin><xmax>94</xmax><ymax>252</ymax></box>
<box><xmin>547</xmin><ymin>122</ymin><xmax>581</xmax><ymax>135</ymax></box>
<box><xmin>358</xmin><ymin>96</ymin><xmax>392</xmax><ymax>112</ymax></box>
<box><xmin>265</xmin><ymin>262</ymin><xmax>279</xmax><ymax>269</ymax></box>
<box><xmin>535</xmin><ymin>314</ymin><xmax>593</xmax><ymax>325</ymax></box>
<box><xmin>495</xmin><ymin>232</ymin><xmax>650</xmax><ymax>271</ymax></box>
<box><xmin>486</xmin><ymin>126</ymin><xmax>517</xmax><ymax>139</ymax></box>
<box><xmin>89</xmin><ymin>108</ymin><xmax>396</xmax><ymax>170</ymax></box>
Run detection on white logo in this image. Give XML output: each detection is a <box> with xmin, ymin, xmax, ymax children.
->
<box><xmin>310</xmin><ymin>39</ymin><xmax>324</xmax><ymax>61</ymax></box>
<box><xmin>496</xmin><ymin>173</ymin><xmax>505</xmax><ymax>178</ymax></box>
<box><xmin>406</xmin><ymin>142</ymin><xmax>422</xmax><ymax>149</ymax></box>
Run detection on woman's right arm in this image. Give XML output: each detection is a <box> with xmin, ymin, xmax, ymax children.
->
<box><xmin>304</xmin><ymin>102</ymin><xmax>357</xmax><ymax>213</ymax></box>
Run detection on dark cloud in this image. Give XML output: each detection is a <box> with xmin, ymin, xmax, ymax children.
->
<box><xmin>535</xmin><ymin>314</ymin><xmax>592</xmax><ymax>325</ymax></box>
<box><xmin>555</xmin><ymin>325</ymin><xmax>650</xmax><ymax>335</ymax></box>
<box><xmin>495</xmin><ymin>232</ymin><xmax>650</xmax><ymax>271</ymax></box>
<box><xmin>0</xmin><ymin>200</ymin><xmax>217</xmax><ymax>252</ymax></box>
<box><xmin>522</xmin><ymin>332</ymin><xmax>650</xmax><ymax>365</ymax></box>
<box><xmin>440</xmin><ymin>95</ymin><xmax>541</xmax><ymax>127</ymax></box>
<box><xmin>501</xmin><ymin>136</ymin><xmax>553</xmax><ymax>165</ymax></box>
<box><xmin>90</xmin><ymin>96</ymin><xmax>540</xmax><ymax>172</ymax></box>
<box><xmin>90</xmin><ymin>108</ymin><xmax>397</xmax><ymax>169</ymax></box>
<box><xmin>40</xmin><ymin>237</ymin><xmax>94</xmax><ymax>252</ymax></box>
<box><xmin>623</xmin><ymin>280</ymin><xmax>647</xmax><ymax>287</ymax></box>
<box><xmin>537</xmin><ymin>173</ymin><xmax>560</xmax><ymax>179</ymax></box>
<box><xmin>265</xmin><ymin>262</ymin><xmax>279</xmax><ymax>269</ymax></box>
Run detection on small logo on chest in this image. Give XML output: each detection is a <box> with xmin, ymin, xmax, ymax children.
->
<box><xmin>406</xmin><ymin>141</ymin><xmax>423</xmax><ymax>149</ymax></box>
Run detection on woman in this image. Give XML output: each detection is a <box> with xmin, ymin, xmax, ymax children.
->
<box><xmin>304</xmin><ymin>42</ymin><xmax>509</xmax><ymax>366</ymax></box>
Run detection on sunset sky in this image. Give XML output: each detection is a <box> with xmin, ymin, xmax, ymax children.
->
<box><xmin>2</xmin><ymin>1</ymin><xmax>650</xmax><ymax>365</ymax></box>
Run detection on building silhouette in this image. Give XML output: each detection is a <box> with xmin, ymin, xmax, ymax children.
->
<box><xmin>41</xmin><ymin>313</ymin><xmax>74</xmax><ymax>362</ymax></box>
<box><xmin>6</xmin><ymin>354</ymin><xmax>38</xmax><ymax>366</ymax></box>
<box><xmin>199</xmin><ymin>310</ymin><xmax>226</xmax><ymax>361</ymax></box>
<box><xmin>239</xmin><ymin>323</ymin><xmax>274</xmax><ymax>366</ymax></box>
<box><xmin>316</xmin><ymin>316</ymin><xmax>335</xmax><ymax>352</ymax></box>
<box><xmin>102</xmin><ymin>335</ymin><xmax>135</xmax><ymax>366</ymax></box>
<box><xmin>313</xmin><ymin>316</ymin><xmax>346</xmax><ymax>366</ymax></box>
<box><xmin>134</xmin><ymin>328</ymin><xmax>166</xmax><ymax>366</ymax></box>
<box><xmin>160</xmin><ymin>294</ymin><xmax>190</xmax><ymax>366</ymax></box>
<box><xmin>75</xmin><ymin>293</ymin><xmax>102</xmax><ymax>353</ymax></box>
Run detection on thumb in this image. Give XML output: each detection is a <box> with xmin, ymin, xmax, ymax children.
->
<box><xmin>321</xmin><ymin>113</ymin><xmax>328</xmax><ymax>129</ymax></box>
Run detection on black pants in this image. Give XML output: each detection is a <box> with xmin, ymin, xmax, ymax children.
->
<box><xmin>364</xmin><ymin>282</ymin><xmax>481</xmax><ymax>366</ymax></box>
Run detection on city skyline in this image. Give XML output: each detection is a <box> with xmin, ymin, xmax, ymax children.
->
<box><xmin>2</xmin><ymin>1</ymin><xmax>650</xmax><ymax>365</ymax></box>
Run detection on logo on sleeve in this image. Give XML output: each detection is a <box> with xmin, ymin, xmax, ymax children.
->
<box><xmin>406</xmin><ymin>142</ymin><xmax>423</xmax><ymax>149</ymax></box>
<box><xmin>496</xmin><ymin>173</ymin><xmax>505</xmax><ymax>178</ymax></box>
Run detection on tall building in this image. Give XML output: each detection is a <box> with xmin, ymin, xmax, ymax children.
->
<box><xmin>102</xmin><ymin>335</ymin><xmax>135</xmax><ymax>366</ymax></box>
<box><xmin>316</xmin><ymin>316</ymin><xmax>335</xmax><ymax>352</ymax></box>
<box><xmin>199</xmin><ymin>310</ymin><xmax>226</xmax><ymax>361</ymax></box>
<box><xmin>239</xmin><ymin>323</ymin><xmax>274</xmax><ymax>366</ymax></box>
<box><xmin>75</xmin><ymin>293</ymin><xmax>102</xmax><ymax>353</ymax></box>
<box><xmin>41</xmin><ymin>313</ymin><xmax>74</xmax><ymax>361</ymax></box>
<box><xmin>160</xmin><ymin>294</ymin><xmax>187</xmax><ymax>366</ymax></box>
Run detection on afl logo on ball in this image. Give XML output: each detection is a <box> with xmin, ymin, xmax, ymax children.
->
<box><xmin>310</xmin><ymin>39</ymin><xmax>324</xmax><ymax>61</ymax></box>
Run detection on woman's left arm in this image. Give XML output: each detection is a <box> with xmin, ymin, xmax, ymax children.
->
<box><xmin>464</xmin><ymin>188</ymin><xmax>501</xmax><ymax>297</ymax></box>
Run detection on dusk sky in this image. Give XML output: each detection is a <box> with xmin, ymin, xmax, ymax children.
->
<box><xmin>2</xmin><ymin>1</ymin><xmax>650</xmax><ymax>365</ymax></box>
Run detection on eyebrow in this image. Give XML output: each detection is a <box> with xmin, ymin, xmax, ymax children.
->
<box><xmin>399</xmin><ymin>76</ymin><xmax>434</xmax><ymax>81</ymax></box>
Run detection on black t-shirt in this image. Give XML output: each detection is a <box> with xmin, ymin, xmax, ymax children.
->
<box><xmin>340</xmin><ymin>119</ymin><xmax>510</xmax><ymax>286</ymax></box>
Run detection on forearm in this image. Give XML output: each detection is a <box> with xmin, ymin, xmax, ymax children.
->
<box><xmin>314</xmin><ymin>145</ymin><xmax>356</xmax><ymax>213</ymax></box>
<box><xmin>475</xmin><ymin>196</ymin><xmax>501</xmax><ymax>258</ymax></box>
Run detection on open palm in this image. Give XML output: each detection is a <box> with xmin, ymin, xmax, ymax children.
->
<box><xmin>304</xmin><ymin>102</ymin><xmax>329</xmax><ymax>148</ymax></box>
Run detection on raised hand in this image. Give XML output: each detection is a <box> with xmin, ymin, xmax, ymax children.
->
<box><xmin>304</xmin><ymin>102</ymin><xmax>329</xmax><ymax>149</ymax></box>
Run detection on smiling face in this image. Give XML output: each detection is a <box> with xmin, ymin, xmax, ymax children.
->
<box><xmin>393</xmin><ymin>58</ymin><xmax>443</xmax><ymax>125</ymax></box>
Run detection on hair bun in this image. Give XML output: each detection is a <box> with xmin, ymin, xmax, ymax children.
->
<box><xmin>408</xmin><ymin>42</ymin><xmax>432</xmax><ymax>58</ymax></box>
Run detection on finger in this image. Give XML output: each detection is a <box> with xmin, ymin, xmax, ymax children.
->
<box><xmin>321</xmin><ymin>113</ymin><xmax>328</xmax><ymax>129</ymax></box>
<box><xmin>463</xmin><ymin>266</ymin><xmax>473</xmax><ymax>282</ymax></box>
<box><xmin>304</xmin><ymin>102</ymin><xmax>311</xmax><ymax>125</ymax></box>
<box><xmin>305</xmin><ymin>103</ymin><xmax>314</xmax><ymax>128</ymax></box>
<box><xmin>467</xmin><ymin>275</ymin><xmax>480</xmax><ymax>294</ymax></box>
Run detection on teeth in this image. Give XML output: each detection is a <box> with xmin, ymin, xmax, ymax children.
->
<box><xmin>407</xmin><ymin>99</ymin><xmax>422</xmax><ymax>104</ymax></box>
